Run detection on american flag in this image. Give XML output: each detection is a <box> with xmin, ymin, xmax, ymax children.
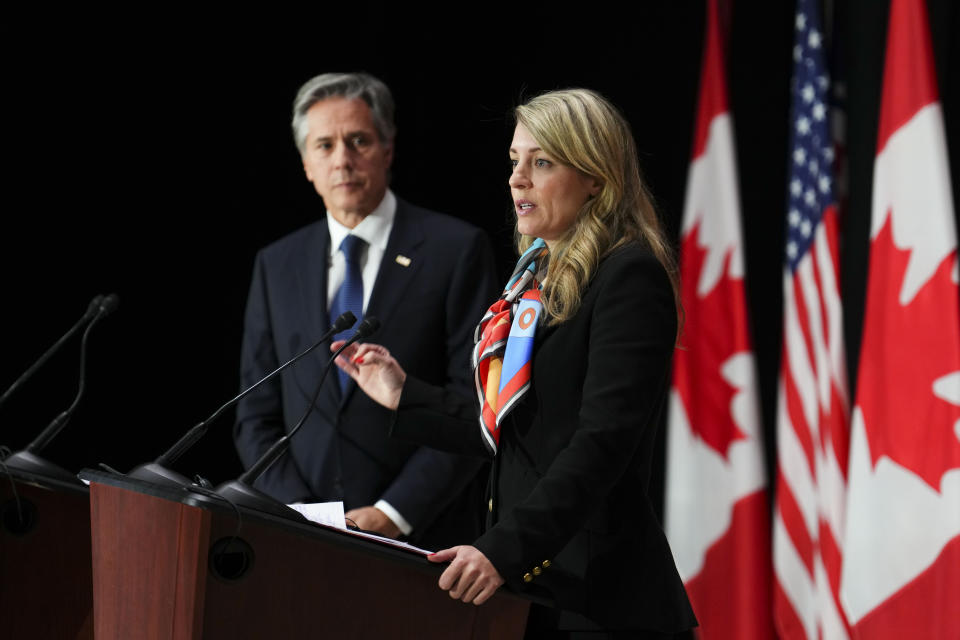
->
<box><xmin>772</xmin><ymin>0</ymin><xmax>852</xmax><ymax>638</ymax></box>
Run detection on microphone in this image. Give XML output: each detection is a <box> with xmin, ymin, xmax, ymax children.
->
<box><xmin>3</xmin><ymin>293</ymin><xmax>120</xmax><ymax>482</ymax></box>
<box><xmin>209</xmin><ymin>316</ymin><xmax>380</xmax><ymax>519</ymax></box>
<box><xmin>126</xmin><ymin>311</ymin><xmax>358</xmax><ymax>488</ymax></box>
<box><xmin>0</xmin><ymin>294</ymin><xmax>105</xmax><ymax>412</ymax></box>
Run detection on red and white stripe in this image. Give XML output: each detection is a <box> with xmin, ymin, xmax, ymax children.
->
<box><xmin>773</xmin><ymin>204</ymin><xmax>851</xmax><ymax>640</ymax></box>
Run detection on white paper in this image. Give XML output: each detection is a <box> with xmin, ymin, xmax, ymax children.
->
<box><xmin>286</xmin><ymin>501</ymin><xmax>433</xmax><ymax>555</ymax></box>
<box><xmin>287</xmin><ymin>501</ymin><xmax>347</xmax><ymax>529</ymax></box>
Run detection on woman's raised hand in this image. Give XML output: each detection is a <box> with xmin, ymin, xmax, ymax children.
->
<box><xmin>331</xmin><ymin>341</ymin><xmax>407</xmax><ymax>409</ymax></box>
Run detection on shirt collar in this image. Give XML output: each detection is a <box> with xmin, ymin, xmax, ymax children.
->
<box><xmin>326</xmin><ymin>189</ymin><xmax>396</xmax><ymax>252</ymax></box>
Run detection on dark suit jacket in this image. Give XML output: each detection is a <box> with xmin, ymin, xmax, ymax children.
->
<box><xmin>233</xmin><ymin>197</ymin><xmax>498</xmax><ymax>549</ymax></box>
<box><xmin>394</xmin><ymin>243</ymin><xmax>697</xmax><ymax>632</ymax></box>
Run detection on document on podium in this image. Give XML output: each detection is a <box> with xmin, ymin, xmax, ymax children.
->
<box><xmin>288</xmin><ymin>501</ymin><xmax>433</xmax><ymax>556</ymax></box>
<box><xmin>287</xmin><ymin>501</ymin><xmax>347</xmax><ymax>529</ymax></box>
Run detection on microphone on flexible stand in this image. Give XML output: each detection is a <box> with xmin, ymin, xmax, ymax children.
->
<box><xmin>208</xmin><ymin>316</ymin><xmax>380</xmax><ymax>520</ymax></box>
<box><xmin>126</xmin><ymin>311</ymin><xmax>358</xmax><ymax>488</ymax></box>
<box><xmin>0</xmin><ymin>294</ymin><xmax>104</xmax><ymax>414</ymax></box>
<box><xmin>3</xmin><ymin>294</ymin><xmax>120</xmax><ymax>482</ymax></box>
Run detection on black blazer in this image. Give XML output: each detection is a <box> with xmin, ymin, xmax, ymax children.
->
<box><xmin>233</xmin><ymin>197</ymin><xmax>498</xmax><ymax>549</ymax></box>
<box><xmin>394</xmin><ymin>243</ymin><xmax>697</xmax><ymax>632</ymax></box>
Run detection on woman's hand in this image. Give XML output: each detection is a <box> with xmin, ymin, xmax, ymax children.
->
<box><xmin>331</xmin><ymin>341</ymin><xmax>407</xmax><ymax>410</ymax></box>
<box><xmin>428</xmin><ymin>546</ymin><xmax>504</xmax><ymax>605</ymax></box>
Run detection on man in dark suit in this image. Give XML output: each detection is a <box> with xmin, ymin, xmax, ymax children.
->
<box><xmin>233</xmin><ymin>72</ymin><xmax>497</xmax><ymax>549</ymax></box>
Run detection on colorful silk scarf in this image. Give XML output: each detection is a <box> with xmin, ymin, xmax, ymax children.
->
<box><xmin>472</xmin><ymin>238</ymin><xmax>549</xmax><ymax>454</ymax></box>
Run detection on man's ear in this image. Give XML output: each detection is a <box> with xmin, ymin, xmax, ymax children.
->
<box><xmin>302</xmin><ymin>155</ymin><xmax>313</xmax><ymax>182</ymax></box>
<box><xmin>384</xmin><ymin>139</ymin><xmax>394</xmax><ymax>168</ymax></box>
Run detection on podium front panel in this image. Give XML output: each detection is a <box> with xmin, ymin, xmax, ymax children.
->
<box><xmin>83</xmin><ymin>471</ymin><xmax>529</xmax><ymax>639</ymax></box>
<box><xmin>0</xmin><ymin>471</ymin><xmax>93</xmax><ymax>640</ymax></box>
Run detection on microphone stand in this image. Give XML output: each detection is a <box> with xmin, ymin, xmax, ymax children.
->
<box><xmin>126</xmin><ymin>312</ymin><xmax>357</xmax><ymax>488</ymax></box>
<box><xmin>3</xmin><ymin>295</ymin><xmax>119</xmax><ymax>482</ymax></box>
<box><xmin>0</xmin><ymin>295</ymin><xmax>102</xmax><ymax>414</ymax></box>
<box><xmin>208</xmin><ymin>317</ymin><xmax>379</xmax><ymax>520</ymax></box>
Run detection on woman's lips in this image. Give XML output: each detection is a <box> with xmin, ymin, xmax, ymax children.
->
<box><xmin>515</xmin><ymin>199</ymin><xmax>536</xmax><ymax>215</ymax></box>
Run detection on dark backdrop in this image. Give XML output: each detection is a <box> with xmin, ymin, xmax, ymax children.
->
<box><xmin>2</xmin><ymin>2</ymin><xmax>958</xmax><ymax>516</ymax></box>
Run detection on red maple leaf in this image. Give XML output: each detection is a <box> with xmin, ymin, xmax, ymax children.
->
<box><xmin>856</xmin><ymin>213</ymin><xmax>960</xmax><ymax>491</ymax></box>
<box><xmin>673</xmin><ymin>220</ymin><xmax>753</xmax><ymax>458</ymax></box>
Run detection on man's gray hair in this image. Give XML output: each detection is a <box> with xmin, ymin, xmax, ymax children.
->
<box><xmin>291</xmin><ymin>72</ymin><xmax>396</xmax><ymax>153</ymax></box>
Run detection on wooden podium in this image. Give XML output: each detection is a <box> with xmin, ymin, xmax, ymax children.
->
<box><xmin>0</xmin><ymin>467</ymin><xmax>94</xmax><ymax>639</ymax></box>
<box><xmin>80</xmin><ymin>470</ymin><xmax>531</xmax><ymax>639</ymax></box>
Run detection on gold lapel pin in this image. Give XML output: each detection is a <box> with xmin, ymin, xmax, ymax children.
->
<box><xmin>395</xmin><ymin>255</ymin><xmax>411</xmax><ymax>267</ymax></box>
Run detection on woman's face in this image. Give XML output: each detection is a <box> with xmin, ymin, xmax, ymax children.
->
<box><xmin>508</xmin><ymin>124</ymin><xmax>600</xmax><ymax>249</ymax></box>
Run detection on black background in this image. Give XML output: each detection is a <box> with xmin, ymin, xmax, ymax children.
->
<box><xmin>2</xmin><ymin>2</ymin><xmax>958</xmax><ymax>515</ymax></box>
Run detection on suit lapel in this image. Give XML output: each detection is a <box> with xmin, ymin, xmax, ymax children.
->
<box><xmin>366</xmin><ymin>200</ymin><xmax>425</xmax><ymax>329</ymax></box>
<box><xmin>340</xmin><ymin>200</ymin><xmax>425</xmax><ymax>406</ymax></box>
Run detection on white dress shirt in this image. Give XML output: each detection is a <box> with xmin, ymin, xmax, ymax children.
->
<box><xmin>325</xmin><ymin>189</ymin><xmax>396</xmax><ymax>312</ymax></box>
<box><xmin>323</xmin><ymin>189</ymin><xmax>413</xmax><ymax>536</ymax></box>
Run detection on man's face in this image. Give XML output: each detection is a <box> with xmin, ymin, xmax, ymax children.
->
<box><xmin>301</xmin><ymin>97</ymin><xmax>393</xmax><ymax>227</ymax></box>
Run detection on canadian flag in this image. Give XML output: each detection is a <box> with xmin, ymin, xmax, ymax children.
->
<box><xmin>840</xmin><ymin>0</ymin><xmax>960</xmax><ymax>638</ymax></box>
<box><xmin>664</xmin><ymin>0</ymin><xmax>774</xmax><ymax>637</ymax></box>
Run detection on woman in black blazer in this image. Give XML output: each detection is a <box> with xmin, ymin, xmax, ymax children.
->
<box><xmin>335</xmin><ymin>89</ymin><xmax>696</xmax><ymax>638</ymax></box>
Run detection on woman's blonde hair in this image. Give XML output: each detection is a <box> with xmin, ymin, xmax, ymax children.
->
<box><xmin>514</xmin><ymin>88</ymin><xmax>679</xmax><ymax>325</ymax></box>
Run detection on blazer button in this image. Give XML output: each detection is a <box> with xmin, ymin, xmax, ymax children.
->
<box><xmin>522</xmin><ymin>573</ymin><xmax>533</xmax><ymax>583</ymax></box>
<box><xmin>532</xmin><ymin>566</ymin><xmax>542</xmax><ymax>576</ymax></box>
<box><xmin>488</xmin><ymin>498</ymin><xmax>493</xmax><ymax>512</ymax></box>
<box><xmin>542</xmin><ymin>560</ymin><xmax>552</xmax><ymax>568</ymax></box>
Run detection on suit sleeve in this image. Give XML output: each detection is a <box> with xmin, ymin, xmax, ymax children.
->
<box><xmin>233</xmin><ymin>250</ymin><xmax>313</xmax><ymax>503</ymax></box>
<box><xmin>390</xmin><ymin>375</ymin><xmax>491</xmax><ymax>457</ymax></box>
<box><xmin>474</xmin><ymin>250</ymin><xmax>677</xmax><ymax>584</ymax></box>
<box><xmin>378</xmin><ymin>227</ymin><xmax>499</xmax><ymax>531</ymax></box>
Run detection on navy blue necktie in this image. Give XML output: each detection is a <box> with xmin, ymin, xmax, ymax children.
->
<box><xmin>329</xmin><ymin>234</ymin><xmax>366</xmax><ymax>392</ymax></box>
